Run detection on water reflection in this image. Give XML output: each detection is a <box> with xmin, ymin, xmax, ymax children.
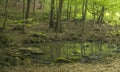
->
<box><xmin>29</xmin><ymin>41</ymin><xmax>117</xmax><ymax>63</ymax></box>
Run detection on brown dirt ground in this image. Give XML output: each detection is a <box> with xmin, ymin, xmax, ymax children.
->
<box><xmin>2</xmin><ymin>55</ymin><xmax>120</xmax><ymax>72</ymax></box>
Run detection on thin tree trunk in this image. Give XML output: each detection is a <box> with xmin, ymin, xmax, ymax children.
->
<box><xmin>54</xmin><ymin>0</ymin><xmax>64</xmax><ymax>32</ymax></box>
<box><xmin>69</xmin><ymin>4</ymin><xmax>72</xmax><ymax>19</ymax></box>
<box><xmin>25</xmin><ymin>0</ymin><xmax>31</xmax><ymax>19</ymax></box>
<box><xmin>74</xmin><ymin>0</ymin><xmax>77</xmax><ymax>19</ymax></box>
<box><xmin>55</xmin><ymin>0</ymin><xmax>58</xmax><ymax>19</ymax></box>
<box><xmin>0</xmin><ymin>0</ymin><xmax>8</xmax><ymax>32</ymax></box>
<box><xmin>23</xmin><ymin>0</ymin><xmax>31</xmax><ymax>31</ymax></box>
<box><xmin>49</xmin><ymin>0</ymin><xmax>55</xmax><ymax>28</ymax></box>
<box><xmin>97</xmin><ymin>6</ymin><xmax>105</xmax><ymax>24</ymax></box>
<box><xmin>14</xmin><ymin>0</ymin><xmax>20</xmax><ymax>7</ymax></box>
<box><xmin>67</xmin><ymin>0</ymin><xmax>70</xmax><ymax>20</ymax></box>
<box><xmin>92</xmin><ymin>1</ymin><xmax>96</xmax><ymax>23</ymax></box>
<box><xmin>23</xmin><ymin>0</ymin><xmax>25</xmax><ymax>18</ymax></box>
<box><xmin>81</xmin><ymin>0</ymin><xmax>88</xmax><ymax>22</ymax></box>
<box><xmin>33</xmin><ymin>0</ymin><xmax>36</xmax><ymax>14</ymax></box>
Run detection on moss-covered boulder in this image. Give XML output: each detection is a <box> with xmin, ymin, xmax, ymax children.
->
<box><xmin>0</xmin><ymin>34</ymin><xmax>13</xmax><ymax>48</ymax></box>
<box><xmin>54</xmin><ymin>57</ymin><xmax>73</xmax><ymax>63</ymax></box>
<box><xmin>0</xmin><ymin>49</ymin><xmax>23</xmax><ymax>67</ymax></box>
<box><xmin>24</xmin><ymin>31</ymin><xmax>49</xmax><ymax>44</ymax></box>
<box><xmin>0</xmin><ymin>47</ymin><xmax>44</xmax><ymax>67</ymax></box>
<box><xmin>19</xmin><ymin>47</ymin><xmax>45</xmax><ymax>55</ymax></box>
<box><xmin>80</xmin><ymin>56</ymin><xmax>91</xmax><ymax>62</ymax></box>
<box><xmin>29</xmin><ymin>31</ymin><xmax>48</xmax><ymax>38</ymax></box>
<box><xmin>113</xmin><ymin>49</ymin><xmax>120</xmax><ymax>53</ymax></box>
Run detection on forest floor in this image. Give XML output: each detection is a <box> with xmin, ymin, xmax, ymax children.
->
<box><xmin>3</xmin><ymin>20</ymin><xmax>120</xmax><ymax>45</ymax></box>
<box><xmin>2</xmin><ymin>54</ymin><xmax>120</xmax><ymax>72</ymax></box>
<box><xmin>0</xmin><ymin>20</ymin><xmax>120</xmax><ymax>72</ymax></box>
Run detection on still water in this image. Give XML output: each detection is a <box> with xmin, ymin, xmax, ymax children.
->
<box><xmin>25</xmin><ymin>41</ymin><xmax>117</xmax><ymax>63</ymax></box>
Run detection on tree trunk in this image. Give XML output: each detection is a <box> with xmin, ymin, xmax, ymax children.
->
<box><xmin>23</xmin><ymin>0</ymin><xmax>31</xmax><ymax>31</ymax></box>
<box><xmin>0</xmin><ymin>0</ymin><xmax>8</xmax><ymax>32</ymax></box>
<box><xmin>97</xmin><ymin>6</ymin><xmax>105</xmax><ymax>24</ymax></box>
<box><xmin>69</xmin><ymin>4</ymin><xmax>72</xmax><ymax>19</ymax></box>
<box><xmin>33</xmin><ymin>0</ymin><xmax>36</xmax><ymax>14</ymax></box>
<box><xmin>25</xmin><ymin>0</ymin><xmax>31</xmax><ymax>19</ymax></box>
<box><xmin>22</xmin><ymin>0</ymin><xmax>25</xmax><ymax>18</ymax></box>
<box><xmin>54</xmin><ymin>0</ymin><xmax>64</xmax><ymax>32</ymax></box>
<box><xmin>67</xmin><ymin>0</ymin><xmax>70</xmax><ymax>20</ymax></box>
<box><xmin>74</xmin><ymin>0</ymin><xmax>77</xmax><ymax>19</ymax></box>
<box><xmin>92</xmin><ymin>1</ymin><xmax>96</xmax><ymax>24</ymax></box>
<box><xmin>14</xmin><ymin>0</ymin><xmax>20</xmax><ymax>7</ymax></box>
<box><xmin>49</xmin><ymin>0</ymin><xmax>55</xmax><ymax>28</ymax></box>
<box><xmin>81</xmin><ymin>0</ymin><xmax>88</xmax><ymax>22</ymax></box>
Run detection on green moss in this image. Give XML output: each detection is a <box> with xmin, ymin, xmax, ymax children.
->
<box><xmin>19</xmin><ymin>47</ymin><xmax>45</xmax><ymax>55</ymax></box>
<box><xmin>29</xmin><ymin>31</ymin><xmax>48</xmax><ymax>38</ymax></box>
<box><xmin>54</xmin><ymin>57</ymin><xmax>73</xmax><ymax>63</ymax></box>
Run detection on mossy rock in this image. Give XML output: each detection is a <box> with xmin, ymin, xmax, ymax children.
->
<box><xmin>29</xmin><ymin>31</ymin><xmax>48</xmax><ymax>38</ymax></box>
<box><xmin>24</xmin><ymin>37</ymin><xmax>47</xmax><ymax>44</ymax></box>
<box><xmin>0</xmin><ymin>34</ymin><xmax>13</xmax><ymax>48</ymax></box>
<box><xmin>12</xmin><ymin>26</ymin><xmax>23</xmax><ymax>31</ymax></box>
<box><xmin>80</xmin><ymin>56</ymin><xmax>92</xmax><ymax>62</ymax></box>
<box><xmin>0</xmin><ymin>48</ymin><xmax>33</xmax><ymax>67</ymax></box>
<box><xmin>54</xmin><ymin>57</ymin><xmax>73</xmax><ymax>63</ymax></box>
<box><xmin>19</xmin><ymin>47</ymin><xmax>45</xmax><ymax>55</ymax></box>
<box><xmin>70</xmin><ymin>57</ymin><xmax>81</xmax><ymax>61</ymax></box>
<box><xmin>113</xmin><ymin>49</ymin><xmax>120</xmax><ymax>53</ymax></box>
<box><xmin>90</xmin><ymin>55</ymin><xmax>103</xmax><ymax>60</ymax></box>
<box><xmin>0</xmin><ymin>54</ymin><xmax>23</xmax><ymax>66</ymax></box>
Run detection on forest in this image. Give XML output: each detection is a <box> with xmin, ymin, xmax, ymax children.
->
<box><xmin>0</xmin><ymin>0</ymin><xmax>120</xmax><ymax>72</ymax></box>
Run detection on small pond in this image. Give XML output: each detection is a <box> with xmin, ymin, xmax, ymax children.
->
<box><xmin>24</xmin><ymin>41</ymin><xmax>119</xmax><ymax>63</ymax></box>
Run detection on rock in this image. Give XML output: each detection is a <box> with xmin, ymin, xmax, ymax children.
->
<box><xmin>81</xmin><ymin>56</ymin><xmax>91</xmax><ymax>62</ymax></box>
<box><xmin>29</xmin><ymin>31</ymin><xmax>48</xmax><ymax>38</ymax></box>
<box><xmin>12</xmin><ymin>26</ymin><xmax>23</xmax><ymax>31</ymax></box>
<box><xmin>113</xmin><ymin>49</ymin><xmax>120</xmax><ymax>53</ymax></box>
<box><xmin>19</xmin><ymin>47</ymin><xmax>45</xmax><ymax>55</ymax></box>
<box><xmin>0</xmin><ymin>34</ymin><xmax>13</xmax><ymax>48</ymax></box>
<box><xmin>72</xmin><ymin>51</ymin><xmax>80</xmax><ymax>56</ymax></box>
<box><xmin>54</xmin><ymin>57</ymin><xmax>73</xmax><ymax>63</ymax></box>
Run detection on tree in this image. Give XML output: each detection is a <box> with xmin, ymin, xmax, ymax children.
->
<box><xmin>22</xmin><ymin>0</ymin><xmax>25</xmax><ymax>18</ymax></box>
<box><xmin>54</xmin><ymin>0</ymin><xmax>64</xmax><ymax>32</ymax></box>
<box><xmin>14</xmin><ymin>0</ymin><xmax>20</xmax><ymax>7</ymax></box>
<box><xmin>81</xmin><ymin>0</ymin><xmax>88</xmax><ymax>22</ymax></box>
<box><xmin>33</xmin><ymin>0</ymin><xmax>36</xmax><ymax>14</ymax></box>
<box><xmin>25</xmin><ymin>0</ymin><xmax>31</xmax><ymax>19</ymax></box>
<box><xmin>0</xmin><ymin>0</ymin><xmax>8</xmax><ymax>32</ymax></box>
<box><xmin>66</xmin><ymin>0</ymin><xmax>70</xmax><ymax>20</ymax></box>
<box><xmin>23</xmin><ymin>0</ymin><xmax>31</xmax><ymax>31</ymax></box>
<box><xmin>97</xmin><ymin>5</ymin><xmax>105</xmax><ymax>24</ymax></box>
<box><xmin>74</xmin><ymin>0</ymin><xmax>78</xmax><ymax>19</ymax></box>
<box><xmin>49</xmin><ymin>0</ymin><xmax>55</xmax><ymax>28</ymax></box>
